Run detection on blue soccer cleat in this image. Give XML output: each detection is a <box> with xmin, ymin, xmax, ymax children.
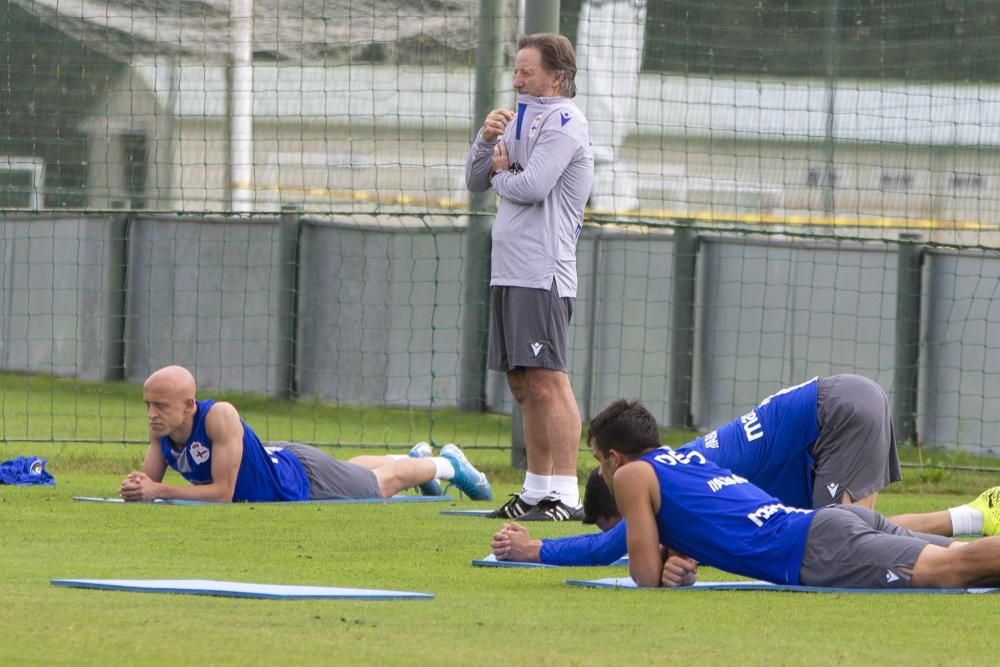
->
<box><xmin>441</xmin><ymin>443</ymin><xmax>493</xmax><ymax>501</ymax></box>
<box><xmin>408</xmin><ymin>441</ymin><xmax>443</xmax><ymax>496</ymax></box>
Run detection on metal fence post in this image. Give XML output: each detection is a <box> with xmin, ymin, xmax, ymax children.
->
<box><xmin>459</xmin><ymin>0</ymin><xmax>504</xmax><ymax>412</ymax></box>
<box><xmin>669</xmin><ymin>223</ymin><xmax>698</xmax><ymax>428</ymax></box>
<box><xmin>276</xmin><ymin>205</ymin><xmax>302</xmax><ymax>399</ymax></box>
<box><xmin>894</xmin><ymin>232</ymin><xmax>924</xmax><ymax>444</ymax></box>
<box><xmin>525</xmin><ymin>0</ymin><xmax>561</xmax><ymax>34</ymax></box>
<box><xmin>102</xmin><ymin>213</ymin><xmax>130</xmax><ymax>381</ymax></box>
<box><xmin>581</xmin><ymin>231</ymin><xmax>602</xmax><ymax>422</ymax></box>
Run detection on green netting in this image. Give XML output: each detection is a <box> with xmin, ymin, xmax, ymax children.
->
<box><xmin>1</xmin><ymin>2</ymin><xmax>999</xmax><ymax>469</ymax></box>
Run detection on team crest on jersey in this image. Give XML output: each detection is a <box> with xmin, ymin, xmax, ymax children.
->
<box><xmin>190</xmin><ymin>441</ymin><xmax>210</xmax><ymax>464</ymax></box>
<box><xmin>529</xmin><ymin>113</ymin><xmax>544</xmax><ymax>138</ymax></box>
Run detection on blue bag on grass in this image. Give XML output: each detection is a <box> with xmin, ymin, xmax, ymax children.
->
<box><xmin>0</xmin><ymin>456</ymin><xmax>56</xmax><ymax>485</ymax></box>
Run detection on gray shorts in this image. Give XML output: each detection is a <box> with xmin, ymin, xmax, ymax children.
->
<box><xmin>811</xmin><ymin>374</ymin><xmax>903</xmax><ymax>507</ymax></box>
<box><xmin>272</xmin><ymin>443</ymin><xmax>382</xmax><ymax>500</ymax></box>
<box><xmin>488</xmin><ymin>280</ymin><xmax>574</xmax><ymax>373</ymax></box>
<box><xmin>799</xmin><ymin>505</ymin><xmax>953</xmax><ymax>588</ymax></box>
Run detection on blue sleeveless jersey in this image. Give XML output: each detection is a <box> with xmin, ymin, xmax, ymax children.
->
<box><xmin>539</xmin><ymin>378</ymin><xmax>821</xmax><ymax>566</ymax></box>
<box><xmin>159</xmin><ymin>399</ymin><xmax>310</xmax><ymax>502</ymax></box>
<box><xmin>683</xmin><ymin>377</ymin><xmax>820</xmax><ymax>508</ymax></box>
<box><xmin>642</xmin><ymin>447</ymin><xmax>814</xmax><ymax>585</ymax></box>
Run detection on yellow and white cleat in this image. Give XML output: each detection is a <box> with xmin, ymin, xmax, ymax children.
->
<box><xmin>965</xmin><ymin>486</ymin><xmax>1000</xmax><ymax>536</ymax></box>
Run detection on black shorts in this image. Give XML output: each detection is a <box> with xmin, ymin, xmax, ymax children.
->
<box><xmin>487</xmin><ymin>280</ymin><xmax>574</xmax><ymax>373</ymax></box>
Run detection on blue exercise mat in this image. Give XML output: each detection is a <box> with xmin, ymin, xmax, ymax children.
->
<box><xmin>473</xmin><ymin>553</ymin><xmax>628</xmax><ymax>568</ymax></box>
<box><xmin>566</xmin><ymin>577</ymin><xmax>1000</xmax><ymax>594</ymax></box>
<box><xmin>51</xmin><ymin>578</ymin><xmax>433</xmax><ymax>600</ymax></box>
<box><xmin>473</xmin><ymin>553</ymin><xmax>557</xmax><ymax>569</ymax></box>
<box><xmin>440</xmin><ymin>509</ymin><xmax>494</xmax><ymax>517</ymax></box>
<box><xmin>73</xmin><ymin>495</ymin><xmax>452</xmax><ymax>505</ymax></box>
<box><xmin>72</xmin><ymin>496</ymin><xmax>216</xmax><ymax>505</ymax></box>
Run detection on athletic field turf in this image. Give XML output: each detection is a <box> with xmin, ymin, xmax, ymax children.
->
<box><xmin>0</xmin><ymin>476</ymin><xmax>996</xmax><ymax>665</ymax></box>
<box><xmin>2</xmin><ymin>374</ymin><xmax>999</xmax><ymax>664</ymax></box>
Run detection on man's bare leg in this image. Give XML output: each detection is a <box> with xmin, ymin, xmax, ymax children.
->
<box><xmin>351</xmin><ymin>449</ymin><xmax>491</xmax><ymax>500</ymax></box>
<box><xmin>887</xmin><ymin>510</ymin><xmax>956</xmax><ymax>537</ymax></box>
<box><xmin>843</xmin><ymin>489</ymin><xmax>956</xmax><ymax>536</ymax></box>
<box><xmin>365</xmin><ymin>458</ymin><xmax>438</xmax><ymax>498</ymax></box>
<box><xmin>522</xmin><ymin>368</ymin><xmax>581</xmax><ymax>480</ymax></box>
<box><xmin>910</xmin><ymin>538</ymin><xmax>1000</xmax><ymax>588</ymax></box>
<box><xmin>844</xmin><ymin>489</ymin><xmax>1000</xmax><ymax>538</ymax></box>
<box><xmin>520</xmin><ymin>367</ymin><xmax>581</xmax><ymax>508</ymax></box>
<box><xmin>349</xmin><ymin>455</ymin><xmax>398</xmax><ymax>469</ymax></box>
<box><xmin>507</xmin><ymin>370</ymin><xmax>553</xmax><ymax>479</ymax></box>
<box><xmin>505</xmin><ymin>368</ymin><xmax>582</xmax><ymax>505</ymax></box>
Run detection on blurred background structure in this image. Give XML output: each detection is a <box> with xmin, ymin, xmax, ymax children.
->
<box><xmin>2</xmin><ymin>1</ymin><xmax>999</xmax><ymax>461</ymax></box>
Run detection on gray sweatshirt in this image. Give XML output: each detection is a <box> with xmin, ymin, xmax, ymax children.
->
<box><xmin>465</xmin><ymin>94</ymin><xmax>594</xmax><ymax>297</ymax></box>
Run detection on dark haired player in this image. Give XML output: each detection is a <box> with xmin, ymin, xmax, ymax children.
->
<box><xmin>589</xmin><ymin>398</ymin><xmax>1000</xmax><ymax>589</ymax></box>
<box><xmin>491</xmin><ymin>376</ymin><xmax>999</xmax><ymax>565</ymax></box>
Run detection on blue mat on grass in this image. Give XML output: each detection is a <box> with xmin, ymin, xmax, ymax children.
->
<box><xmin>73</xmin><ymin>495</ymin><xmax>452</xmax><ymax>505</ymax></box>
<box><xmin>51</xmin><ymin>578</ymin><xmax>433</xmax><ymax>600</ymax></box>
<box><xmin>440</xmin><ymin>509</ymin><xmax>494</xmax><ymax>517</ymax></box>
<box><xmin>566</xmin><ymin>577</ymin><xmax>999</xmax><ymax>594</ymax></box>
<box><xmin>473</xmin><ymin>553</ymin><xmax>628</xmax><ymax>568</ymax></box>
<box><xmin>73</xmin><ymin>496</ymin><xmax>216</xmax><ymax>505</ymax></box>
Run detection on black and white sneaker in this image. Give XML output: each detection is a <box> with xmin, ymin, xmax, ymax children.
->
<box><xmin>518</xmin><ymin>497</ymin><xmax>584</xmax><ymax>522</ymax></box>
<box><xmin>485</xmin><ymin>494</ymin><xmax>535</xmax><ymax>519</ymax></box>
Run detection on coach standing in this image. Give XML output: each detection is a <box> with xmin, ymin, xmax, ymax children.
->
<box><xmin>465</xmin><ymin>33</ymin><xmax>594</xmax><ymax>521</ymax></box>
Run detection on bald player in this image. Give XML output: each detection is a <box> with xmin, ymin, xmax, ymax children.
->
<box><xmin>119</xmin><ymin>365</ymin><xmax>492</xmax><ymax>503</ymax></box>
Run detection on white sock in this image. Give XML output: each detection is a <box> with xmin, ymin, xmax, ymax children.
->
<box><xmin>550</xmin><ymin>475</ymin><xmax>580</xmax><ymax>507</ymax></box>
<box><xmin>521</xmin><ymin>472</ymin><xmax>551</xmax><ymax>504</ymax></box>
<box><xmin>432</xmin><ymin>457</ymin><xmax>455</xmax><ymax>480</ymax></box>
<box><xmin>949</xmin><ymin>505</ymin><xmax>984</xmax><ymax>536</ymax></box>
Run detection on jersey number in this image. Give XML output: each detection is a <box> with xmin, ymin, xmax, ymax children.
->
<box><xmin>653</xmin><ymin>449</ymin><xmax>707</xmax><ymax>466</ymax></box>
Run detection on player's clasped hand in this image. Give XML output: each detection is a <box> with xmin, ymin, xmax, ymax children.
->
<box><xmin>661</xmin><ymin>552</ymin><xmax>699</xmax><ymax>587</ymax></box>
<box><xmin>490</xmin><ymin>523</ymin><xmax>513</xmax><ymax>559</ymax></box>
<box><xmin>119</xmin><ymin>471</ymin><xmax>158</xmax><ymax>502</ymax></box>
<box><xmin>481</xmin><ymin>108</ymin><xmax>514</xmax><ymax>142</ymax></box>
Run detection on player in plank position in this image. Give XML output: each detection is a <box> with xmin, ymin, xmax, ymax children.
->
<box><xmin>491</xmin><ymin>375</ymin><xmax>999</xmax><ymax>565</ymax></box>
<box><xmin>119</xmin><ymin>365</ymin><xmax>492</xmax><ymax>503</ymax></box>
<box><xmin>591</xmin><ymin>398</ymin><xmax>1000</xmax><ymax>589</ymax></box>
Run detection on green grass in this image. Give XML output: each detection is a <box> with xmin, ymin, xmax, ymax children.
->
<box><xmin>3</xmin><ymin>372</ymin><xmax>1000</xmax><ymax>664</ymax></box>
<box><xmin>4</xmin><ymin>371</ymin><xmax>999</xmax><ymax>483</ymax></box>
<box><xmin>0</xmin><ymin>371</ymin><xmax>699</xmax><ymax>485</ymax></box>
<box><xmin>0</xmin><ymin>371</ymin><xmax>516</xmax><ymax>449</ymax></box>
<box><xmin>1</xmin><ymin>480</ymin><xmax>998</xmax><ymax>666</ymax></box>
